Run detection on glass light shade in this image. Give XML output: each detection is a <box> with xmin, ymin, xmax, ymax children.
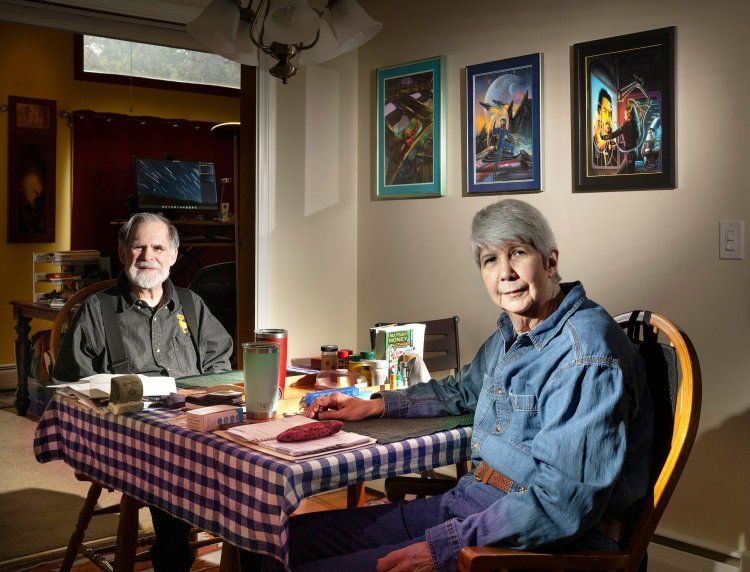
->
<box><xmin>299</xmin><ymin>17</ymin><xmax>340</xmax><ymax>64</ymax></box>
<box><xmin>328</xmin><ymin>0</ymin><xmax>381</xmax><ymax>53</ymax></box>
<box><xmin>263</xmin><ymin>0</ymin><xmax>320</xmax><ymax>45</ymax></box>
<box><xmin>224</xmin><ymin>20</ymin><xmax>259</xmax><ymax>66</ymax></box>
<box><xmin>186</xmin><ymin>0</ymin><xmax>240</xmax><ymax>55</ymax></box>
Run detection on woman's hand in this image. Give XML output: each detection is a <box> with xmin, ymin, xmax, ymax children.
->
<box><xmin>304</xmin><ymin>392</ymin><xmax>384</xmax><ymax>421</ymax></box>
<box><xmin>376</xmin><ymin>541</ymin><xmax>434</xmax><ymax>572</ymax></box>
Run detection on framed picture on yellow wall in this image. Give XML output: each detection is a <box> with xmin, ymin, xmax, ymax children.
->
<box><xmin>7</xmin><ymin>95</ymin><xmax>57</xmax><ymax>243</ymax></box>
<box><xmin>376</xmin><ymin>56</ymin><xmax>445</xmax><ymax>199</ymax></box>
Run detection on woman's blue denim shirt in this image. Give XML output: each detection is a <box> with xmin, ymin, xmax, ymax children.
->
<box><xmin>377</xmin><ymin>282</ymin><xmax>654</xmax><ymax>571</ymax></box>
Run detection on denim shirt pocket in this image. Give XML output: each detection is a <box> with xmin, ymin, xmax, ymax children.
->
<box><xmin>508</xmin><ymin>390</ymin><xmax>539</xmax><ymax>456</ymax></box>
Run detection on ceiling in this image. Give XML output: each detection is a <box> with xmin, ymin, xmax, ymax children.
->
<box><xmin>0</xmin><ymin>0</ymin><xmax>215</xmax><ymax>49</ymax></box>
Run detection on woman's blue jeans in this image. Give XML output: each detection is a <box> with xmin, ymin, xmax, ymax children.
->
<box><xmin>240</xmin><ymin>495</ymin><xmax>446</xmax><ymax>571</ymax></box>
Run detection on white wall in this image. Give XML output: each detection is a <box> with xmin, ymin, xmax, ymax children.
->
<box><xmin>266</xmin><ymin>51</ymin><xmax>361</xmax><ymax>360</ymax></box>
<box><xmin>348</xmin><ymin>0</ymin><xmax>748</xmax><ymax>556</ymax></box>
<box><xmin>268</xmin><ymin>0</ymin><xmax>747</xmax><ymax>555</ymax></box>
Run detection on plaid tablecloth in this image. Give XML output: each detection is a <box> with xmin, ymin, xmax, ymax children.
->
<box><xmin>33</xmin><ymin>395</ymin><xmax>472</xmax><ymax>568</ymax></box>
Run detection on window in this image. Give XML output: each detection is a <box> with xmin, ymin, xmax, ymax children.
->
<box><xmin>75</xmin><ymin>35</ymin><xmax>241</xmax><ymax>96</ymax></box>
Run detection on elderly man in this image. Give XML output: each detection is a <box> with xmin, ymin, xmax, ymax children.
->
<box><xmin>54</xmin><ymin>211</ymin><xmax>233</xmax><ymax>571</ymax></box>
<box><xmin>246</xmin><ymin>199</ymin><xmax>654</xmax><ymax>572</ymax></box>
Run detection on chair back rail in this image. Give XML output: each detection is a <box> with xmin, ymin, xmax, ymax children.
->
<box><xmin>49</xmin><ymin>279</ymin><xmax>118</xmax><ymax>363</ymax></box>
<box><xmin>370</xmin><ymin>316</ymin><xmax>461</xmax><ymax>375</ymax></box>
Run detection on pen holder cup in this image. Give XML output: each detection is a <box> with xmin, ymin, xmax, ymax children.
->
<box><xmin>243</xmin><ymin>342</ymin><xmax>281</xmax><ymax>420</ymax></box>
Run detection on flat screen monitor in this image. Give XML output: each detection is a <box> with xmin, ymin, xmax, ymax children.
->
<box><xmin>134</xmin><ymin>157</ymin><xmax>218</xmax><ymax>214</ymax></box>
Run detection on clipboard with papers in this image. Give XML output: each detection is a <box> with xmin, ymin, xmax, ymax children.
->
<box><xmin>216</xmin><ymin>415</ymin><xmax>376</xmax><ymax>461</ymax></box>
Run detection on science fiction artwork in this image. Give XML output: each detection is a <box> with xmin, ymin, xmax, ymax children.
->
<box><xmin>573</xmin><ymin>27</ymin><xmax>675</xmax><ymax>191</ymax></box>
<box><xmin>466</xmin><ymin>53</ymin><xmax>542</xmax><ymax>194</ymax></box>
<box><xmin>376</xmin><ymin>56</ymin><xmax>444</xmax><ymax>199</ymax></box>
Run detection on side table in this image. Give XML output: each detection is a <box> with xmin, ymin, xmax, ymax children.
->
<box><xmin>9</xmin><ymin>301</ymin><xmax>60</xmax><ymax>416</ymax></box>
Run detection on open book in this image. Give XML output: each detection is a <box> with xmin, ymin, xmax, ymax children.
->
<box><xmin>219</xmin><ymin>415</ymin><xmax>376</xmax><ymax>461</ymax></box>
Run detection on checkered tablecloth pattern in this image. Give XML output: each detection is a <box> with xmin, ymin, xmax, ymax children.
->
<box><xmin>33</xmin><ymin>395</ymin><xmax>472</xmax><ymax>568</ymax></box>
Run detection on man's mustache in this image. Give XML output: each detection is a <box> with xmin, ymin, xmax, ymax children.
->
<box><xmin>135</xmin><ymin>261</ymin><xmax>161</xmax><ymax>270</ymax></box>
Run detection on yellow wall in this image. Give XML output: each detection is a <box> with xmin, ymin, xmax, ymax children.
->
<box><xmin>0</xmin><ymin>22</ymin><xmax>239</xmax><ymax>366</ymax></box>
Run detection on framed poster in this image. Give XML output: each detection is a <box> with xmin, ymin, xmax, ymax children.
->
<box><xmin>376</xmin><ymin>56</ymin><xmax>444</xmax><ymax>199</ymax></box>
<box><xmin>466</xmin><ymin>53</ymin><xmax>542</xmax><ymax>194</ymax></box>
<box><xmin>573</xmin><ymin>27</ymin><xmax>675</xmax><ymax>191</ymax></box>
<box><xmin>7</xmin><ymin>95</ymin><xmax>57</xmax><ymax>243</ymax></box>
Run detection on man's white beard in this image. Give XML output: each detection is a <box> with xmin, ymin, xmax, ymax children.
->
<box><xmin>127</xmin><ymin>264</ymin><xmax>170</xmax><ymax>290</ymax></box>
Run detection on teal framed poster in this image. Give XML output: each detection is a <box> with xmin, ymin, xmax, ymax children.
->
<box><xmin>376</xmin><ymin>56</ymin><xmax>445</xmax><ymax>199</ymax></box>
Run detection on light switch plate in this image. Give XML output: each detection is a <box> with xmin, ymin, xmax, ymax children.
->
<box><xmin>719</xmin><ymin>220</ymin><xmax>744</xmax><ymax>260</ymax></box>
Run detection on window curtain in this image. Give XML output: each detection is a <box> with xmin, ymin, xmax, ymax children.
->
<box><xmin>69</xmin><ymin>110</ymin><xmax>234</xmax><ymax>282</ymax></box>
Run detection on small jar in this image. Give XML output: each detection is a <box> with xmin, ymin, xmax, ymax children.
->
<box><xmin>370</xmin><ymin>359</ymin><xmax>388</xmax><ymax>387</ymax></box>
<box><xmin>348</xmin><ymin>354</ymin><xmax>362</xmax><ymax>374</ymax></box>
<box><xmin>359</xmin><ymin>351</ymin><xmax>376</xmax><ymax>383</ymax></box>
<box><xmin>320</xmin><ymin>345</ymin><xmax>339</xmax><ymax>371</ymax></box>
<box><xmin>337</xmin><ymin>349</ymin><xmax>351</xmax><ymax>370</ymax></box>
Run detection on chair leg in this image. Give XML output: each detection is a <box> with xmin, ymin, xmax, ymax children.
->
<box><xmin>112</xmin><ymin>495</ymin><xmax>140</xmax><ymax>572</ymax></box>
<box><xmin>60</xmin><ymin>482</ymin><xmax>104</xmax><ymax>572</ymax></box>
<box><xmin>220</xmin><ymin>542</ymin><xmax>240</xmax><ymax>572</ymax></box>
<box><xmin>346</xmin><ymin>482</ymin><xmax>366</xmax><ymax>507</ymax></box>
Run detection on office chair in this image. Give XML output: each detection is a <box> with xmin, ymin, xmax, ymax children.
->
<box><xmin>456</xmin><ymin>310</ymin><xmax>702</xmax><ymax>572</ymax></box>
<box><xmin>190</xmin><ymin>261</ymin><xmax>237</xmax><ymax>366</ymax></box>
<box><xmin>189</xmin><ymin>261</ymin><xmax>236</xmax><ymax>338</ymax></box>
<box><xmin>50</xmin><ymin>279</ymin><xmax>220</xmax><ymax>572</ymax></box>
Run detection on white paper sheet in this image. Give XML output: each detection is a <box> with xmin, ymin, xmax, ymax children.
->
<box><xmin>50</xmin><ymin>373</ymin><xmax>176</xmax><ymax>398</ymax></box>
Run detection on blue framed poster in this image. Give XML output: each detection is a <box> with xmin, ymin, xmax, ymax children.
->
<box><xmin>465</xmin><ymin>53</ymin><xmax>542</xmax><ymax>194</ymax></box>
<box><xmin>376</xmin><ymin>56</ymin><xmax>444</xmax><ymax>199</ymax></box>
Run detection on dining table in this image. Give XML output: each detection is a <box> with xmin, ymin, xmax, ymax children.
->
<box><xmin>33</xmin><ymin>379</ymin><xmax>473</xmax><ymax>569</ymax></box>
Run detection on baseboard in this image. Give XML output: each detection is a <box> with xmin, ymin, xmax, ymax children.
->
<box><xmin>649</xmin><ymin>533</ymin><xmax>745</xmax><ymax>572</ymax></box>
<box><xmin>0</xmin><ymin>365</ymin><xmax>16</xmax><ymax>391</ymax></box>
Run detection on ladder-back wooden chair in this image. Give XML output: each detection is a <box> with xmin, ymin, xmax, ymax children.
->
<box><xmin>363</xmin><ymin>317</ymin><xmax>467</xmax><ymax>505</ymax></box>
<box><xmin>457</xmin><ymin>310</ymin><xmax>702</xmax><ymax>572</ymax></box>
<box><xmin>50</xmin><ymin>279</ymin><xmax>220</xmax><ymax>572</ymax></box>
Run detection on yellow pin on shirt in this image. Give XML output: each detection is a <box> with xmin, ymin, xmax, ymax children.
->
<box><xmin>177</xmin><ymin>314</ymin><xmax>189</xmax><ymax>334</ymax></box>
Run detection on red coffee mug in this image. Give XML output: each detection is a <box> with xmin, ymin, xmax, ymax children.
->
<box><xmin>254</xmin><ymin>329</ymin><xmax>288</xmax><ymax>395</ymax></box>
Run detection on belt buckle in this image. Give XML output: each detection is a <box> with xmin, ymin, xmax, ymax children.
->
<box><xmin>473</xmin><ymin>463</ymin><xmax>492</xmax><ymax>485</ymax></box>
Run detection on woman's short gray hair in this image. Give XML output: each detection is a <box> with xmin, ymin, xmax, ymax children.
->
<box><xmin>470</xmin><ymin>199</ymin><xmax>560</xmax><ymax>282</ymax></box>
<box><xmin>118</xmin><ymin>212</ymin><xmax>180</xmax><ymax>251</ymax></box>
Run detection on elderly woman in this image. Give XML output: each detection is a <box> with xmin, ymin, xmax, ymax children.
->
<box><xmin>245</xmin><ymin>199</ymin><xmax>654</xmax><ymax>572</ymax></box>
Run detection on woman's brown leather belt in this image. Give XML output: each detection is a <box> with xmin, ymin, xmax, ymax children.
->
<box><xmin>473</xmin><ymin>461</ymin><xmax>526</xmax><ymax>493</ymax></box>
<box><xmin>474</xmin><ymin>461</ymin><xmax>625</xmax><ymax>545</ymax></box>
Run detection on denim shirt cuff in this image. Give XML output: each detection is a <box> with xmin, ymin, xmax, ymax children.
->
<box><xmin>425</xmin><ymin>521</ymin><xmax>462</xmax><ymax>571</ymax></box>
<box><xmin>371</xmin><ymin>390</ymin><xmax>409</xmax><ymax>417</ymax></box>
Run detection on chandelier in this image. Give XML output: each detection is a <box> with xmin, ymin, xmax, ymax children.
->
<box><xmin>187</xmin><ymin>0</ymin><xmax>382</xmax><ymax>84</ymax></box>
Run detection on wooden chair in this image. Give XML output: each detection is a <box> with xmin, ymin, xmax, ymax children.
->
<box><xmin>49</xmin><ymin>279</ymin><xmax>117</xmax><ymax>363</ymax></box>
<box><xmin>368</xmin><ymin>317</ymin><xmax>468</xmax><ymax>504</ymax></box>
<box><xmin>368</xmin><ymin>316</ymin><xmax>461</xmax><ymax>377</ymax></box>
<box><xmin>457</xmin><ymin>310</ymin><xmax>702</xmax><ymax>572</ymax></box>
<box><xmin>50</xmin><ymin>279</ymin><xmax>220</xmax><ymax>572</ymax></box>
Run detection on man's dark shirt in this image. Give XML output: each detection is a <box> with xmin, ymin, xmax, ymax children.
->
<box><xmin>53</xmin><ymin>274</ymin><xmax>232</xmax><ymax>381</ymax></box>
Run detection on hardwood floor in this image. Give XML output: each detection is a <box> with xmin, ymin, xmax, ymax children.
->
<box><xmin>294</xmin><ymin>486</ymin><xmax>386</xmax><ymax>514</ymax></box>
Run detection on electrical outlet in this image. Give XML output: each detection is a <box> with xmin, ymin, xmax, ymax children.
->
<box><xmin>719</xmin><ymin>220</ymin><xmax>744</xmax><ymax>260</ymax></box>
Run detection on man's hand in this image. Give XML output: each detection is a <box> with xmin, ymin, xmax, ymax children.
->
<box><xmin>376</xmin><ymin>542</ymin><xmax>434</xmax><ymax>572</ymax></box>
<box><xmin>304</xmin><ymin>393</ymin><xmax>384</xmax><ymax>421</ymax></box>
